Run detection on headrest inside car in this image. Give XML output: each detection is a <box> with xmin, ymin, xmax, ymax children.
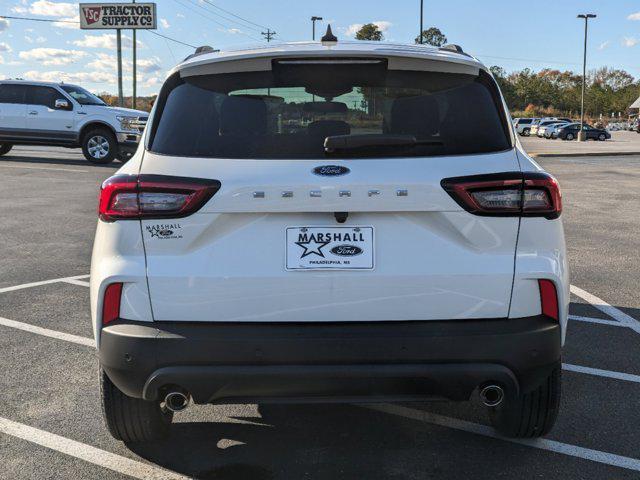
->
<box><xmin>389</xmin><ymin>95</ymin><xmax>440</xmax><ymax>138</ymax></box>
<box><xmin>308</xmin><ymin>120</ymin><xmax>351</xmax><ymax>138</ymax></box>
<box><xmin>220</xmin><ymin>95</ymin><xmax>267</xmax><ymax>135</ymax></box>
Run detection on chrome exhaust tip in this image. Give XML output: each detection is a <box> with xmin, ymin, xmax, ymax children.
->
<box><xmin>164</xmin><ymin>391</ymin><xmax>190</xmax><ymax>412</ymax></box>
<box><xmin>479</xmin><ymin>385</ymin><xmax>504</xmax><ymax>407</ymax></box>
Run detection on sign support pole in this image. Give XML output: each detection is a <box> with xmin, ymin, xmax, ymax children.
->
<box><xmin>132</xmin><ymin>0</ymin><xmax>136</xmax><ymax>109</ymax></box>
<box><xmin>116</xmin><ymin>28</ymin><xmax>123</xmax><ymax>107</ymax></box>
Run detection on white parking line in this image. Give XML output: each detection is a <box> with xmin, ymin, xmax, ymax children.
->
<box><xmin>61</xmin><ymin>278</ymin><xmax>91</xmax><ymax>287</ymax></box>
<box><xmin>0</xmin><ymin>275</ymin><xmax>90</xmax><ymax>294</ymax></box>
<box><xmin>0</xmin><ymin>164</ymin><xmax>90</xmax><ymax>173</ymax></box>
<box><xmin>569</xmin><ymin>315</ymin><xmax>623</xmax><ymax>327</ymax></box>
<box><xmin>0</xmin><ymin>416</ymin><xmax>189</xmax><ymax>480</ymax></box>
<box><xmin>366</xmin><ymin>404</ymin><xmax>640</xmax><ymax>472</ymax></box>
<box><xmin>0</xmin><ymin>316</ymin><xmax>94</xmax><ymax>348</ymax></box>
<box><xmin>571</xmin><ymin>284</ymin><xmax>640</xmax><ymax>334</ymax></box>
<box><xmin>563</xmin><ymin>363</ymin><xmax>640</xmax><ymax>384</ymax></box>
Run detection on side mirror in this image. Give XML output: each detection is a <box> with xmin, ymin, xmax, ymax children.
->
<box><xmin>55</xmin><ymin>99</ymin><xmax>70</xmax><ymax>110</ymax></box>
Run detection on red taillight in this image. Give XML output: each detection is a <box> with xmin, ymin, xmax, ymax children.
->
<box><xmin>98</xmin><ymin>174</ymin><xmax>221</xmax><ymax>221</ymax></box>
<box><xmin>102</xmin><ymin>283</ymin><xmax>123</xmax><ymax>326</ymax></box>
<box><xmin>538</xmin><ymin>279</ymin><xmax>559</xmax><ymax>321</ymax></box>
<box><xmin>441</xmin><ymin>172</ymin><xmax>562</xmax><ymax>219</ymax></box>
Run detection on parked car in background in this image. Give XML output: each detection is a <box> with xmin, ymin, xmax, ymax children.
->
<box><xmin>556</xmin><ymin>123</ymin><xmax>611</xmax><ymax>141</ymax></box>
<box><xmin>514</xmin><ymin>117</ymin><xmax>536</xmax><ymax>136</ymax></box>
<box><xmin>532</xmin><ymin>119</ymin><xmax>566</xmax><ymax>137</ymax></box>
<box><xmin>548</xmin><ymin>122</ymin><xmax>570</xmax><ymax>139</ymax></box>
<box><xmin>0</xmin><ymin>80</ymin><xmax>148</xmax><ymax>163</ymax></box>
<box><xmin>541</xmin><ymin>122</ymin><xmax>569</xmax><ymax>139</ymax></box>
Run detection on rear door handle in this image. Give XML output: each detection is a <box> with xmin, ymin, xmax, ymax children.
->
<box><xmin>29</xmin><ymin>111</ymin><xmax>38</xmax><ymax>115</ymax></box>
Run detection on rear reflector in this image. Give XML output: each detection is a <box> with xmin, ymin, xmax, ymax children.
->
<box><xmin>538</xmin><ymin>279</ymin><xmax>559</xmax><ymax>321</ymax></box>
<box><xmin>99</xmin><ymin>174</ymin><xmax>221</xmax><ymax>221</ymax></box>
<box><xmin>441</xmin><ymin>172</ymin><xmax>562</xmax><ymax>219</ymax></box>
<box><xmin>102</xmin><ymin>283</ymin><xmax>123</xmax><ymax>326</ymax></box>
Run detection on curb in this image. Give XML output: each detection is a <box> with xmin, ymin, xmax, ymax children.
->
<box><xmin>530</xmin><ymin>151</ymin><xmax>640</xmax><ymax>158</ymax></box>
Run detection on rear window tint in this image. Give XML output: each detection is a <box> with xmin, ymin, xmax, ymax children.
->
<box><xmin>150</xmin><ymin>64</ymin><xmax>511</xmax><ymax>159</ymax></box>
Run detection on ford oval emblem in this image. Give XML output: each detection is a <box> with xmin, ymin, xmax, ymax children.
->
<box><xmin>330</xmin><ymin>244</ymin><xmax>363</xmax><ymax>257</ymax></box>
<box><xmin>313</xmin><ymin>165</ymin><xmax>350</xmax><ymax>177</ymax></box>
<box><xmin>158</xmin><ymin>229</ymin><xmax>174</xmax><ymax>237</ymax></box>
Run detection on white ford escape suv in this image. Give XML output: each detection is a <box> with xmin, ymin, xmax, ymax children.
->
<box><xmin>90</xmin><ymin>36</ymin><xmax>568</xmax><ymax>443</ymax></box>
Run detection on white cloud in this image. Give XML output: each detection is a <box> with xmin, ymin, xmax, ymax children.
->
<box><xmin>598</xmin><ymin>41</ymin><xmax>610</xmax><ymax>50</ymax></box>
<box><xmin>138</xmin><ymin>57</ymin><xmax>162</xmax><ymax>73</ymax></box>
<box><xmin>0</xmin><ymin>55</ymin><xmax>3</xmax><ymax>64</ymax></box>
<box><xmin>19</xmin><ymin>47</ymin><xmax>87</xmax><ymax>66</ymax></box>
<box><xmin>160</xmin><ymin>18</ymin><xmax>170</xmax><ymax>29</ymax></box>
<box><xmin>623</xmin><ymin>37</ymin><xmax>638</xmax><ymax>47</ymax></box>
<box><xmin>29</xmin><ymin>0</ymin><xmax>76</xmax><ymax>18</ymax></box>
<box><xmin>176</xmin><ymin>13</ymin><xmax>185</xmax><ymax>18</ymax></box>
<box><xmin>0</xmin><ymin>42</ymin><xmax>12</xmax><ymax>52</ymax></box>
<box><xmin>227</xmin><ymin>28</ymin><xmax>242</xmax><ymax>34</ymax></box>
<box><xmin>628</xmin><ymin>12</ymin><xmax>640</xmax><ymax>20</ymax></box>
<box><xmin>11</xmin><ymin>5</ymin><xmax>28</xmax><ymax>13</ymax></box>
<box><xmin>142</xmin><ymin>76</ymin><xmax>160</xmax><ymax>88</ymax></box>
<box><xmin>0</xmin><ymin>18</ymin><xmax>9</xmax><ymax>32</ymax></box>
<box><xmin>345</xmin><ymin>20</ymin><xmax>392</xmax><ymax>38</ymax></box>
<box><xmin>52</xmin><ymin>16</ymin><xmax>80</xmax><ymax>29</ymax></box>
<box><xmin>72</xmin><ymin>33</ymin><xmax>143</xmax><ymax>49</ymax></box>
<box><xmin>23</xmin><ymin>69</ymin><xmax>117</xmax><ymax>84</ymax></box>
<box><xmin>87</xmin><ymin>53</ymin><xmax>161</xmax><ymax>75</ymax></box>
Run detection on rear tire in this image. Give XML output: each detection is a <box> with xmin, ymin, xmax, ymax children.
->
<box><xmin>598</xmin><ymin>133</ymin><xmax>606</xmax><ymax>141</ymax></box>
<box><xmin>522</xmin><ymin>128</ymin><xmax>530</xmax><ymax>136</ymax></box>
<box><xmin>565</xmin><ymin>133</ymin><xmax>574</xmax><ymax>141</ymax></box>
<box><xmin>0</xmin><ymin>143</ymin><xmax>13</xmax><ymax>156</ymax></box>
<box><xmin>82</xmin><ymin>128</ymin><xmax>117</xmax><ymax>164</ymax></box>
<box><xmin>100</xmin><ymin>368</ymin><xmax>172</xmax><ymax>443</ymax></box>
<box><xmin>488</xmin><ymin>365</ymin><xmax>561</xmax><ymax>438</ymax></box>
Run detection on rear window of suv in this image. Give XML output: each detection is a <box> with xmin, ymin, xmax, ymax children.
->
<box><xmin>149</xmin><ymin>60</ymin><xmax>511</xmax><ymax>159</ymax></box>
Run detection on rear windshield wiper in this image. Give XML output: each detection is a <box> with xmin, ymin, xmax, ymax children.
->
<box><xmin>324</xmin><ymin>134</ymin><xmax>443</xmax><ymax>154</ymax></box>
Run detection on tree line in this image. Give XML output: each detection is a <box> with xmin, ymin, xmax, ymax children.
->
<box><xmin>355</xmin><ymin>23</ymin><xmax>639</xmax><ymax>119</ymax></box>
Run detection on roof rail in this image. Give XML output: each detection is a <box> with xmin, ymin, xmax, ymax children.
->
<box><xmin>182</xmin><ymin>45</ymin><xmax>220</xmax><ymax>62</ymax></box>
<box><xmin>439</xmin><ymin>44</ymin><xmax>471</xmax><ymax>57</ymax></box>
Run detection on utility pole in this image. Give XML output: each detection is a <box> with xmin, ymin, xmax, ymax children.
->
<box><xmin>132</xmin><ymin>0</ymin><xmax>136</xmax><ymax>109</ymax></box>
<box><xmin>311</xmin><ymin>16</ymin><xmax>322</xmax><ymax>40</ymax></box>
<box><xmin>419</xmin><ymin>0</ymin><xmax>424</xmax><ymax>44</ymax></box>
<box><xmin>116</xmin><ymin>29</ymin><xmax>123</xmax><ymax>107</ymax></box>
<box><xmin>261</xmin><ymin>29</ymin><xmax>276</xmax><ymax>42</ymax></box>
<box><xmin>577</xmin><ymin>13</ymin><xmax>596</xmax><ymax>141</ymax></box>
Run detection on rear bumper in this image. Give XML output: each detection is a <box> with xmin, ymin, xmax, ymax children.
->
<box><xmin>99</xmin><ymin>315</ymin><xmax>561</xmax><ymax>404</ymax></box>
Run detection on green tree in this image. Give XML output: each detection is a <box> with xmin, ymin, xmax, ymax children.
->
<box><xmin>415</xmin><ymin>27</ymin><xmax>447</xmax><ymax>46</ymax></box>
<box><xmin>355</xmin><ymin>23</ymin><xmax>383</xmax><ymax>41</ymax></box>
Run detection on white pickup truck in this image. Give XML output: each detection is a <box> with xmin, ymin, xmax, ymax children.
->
<box><xmin>0</xmin><ymin>80</ymin><xmax>147</xmax><ymax>163</ymax></box>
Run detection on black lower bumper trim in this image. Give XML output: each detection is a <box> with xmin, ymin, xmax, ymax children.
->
<box><xmin>99</xmin><ymin>316</ymin><xmax>561</xmax><ymax>404</ymax></box>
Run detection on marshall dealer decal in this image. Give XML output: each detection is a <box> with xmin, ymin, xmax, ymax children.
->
<box><xmin>286</xmin><ymin>226</ymin><xmax>374</xmax><ymax>270</ymax></box>
<box><xmin>145</xmin><ymin>223</ymin><xmax>183</xmax><ymax>240</ymax></box>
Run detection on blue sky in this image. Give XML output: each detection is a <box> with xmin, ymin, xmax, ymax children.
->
<box><xmin>1</xmin><ymin>0</ymin><xmax>640</xmax><ymax>96</ymax></box>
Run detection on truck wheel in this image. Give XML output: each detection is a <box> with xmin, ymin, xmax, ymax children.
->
<box><xmin>488</xmin><ymin>365</ymin><xmax>561</xmax><ymax>438</ymax></box>
<box><xmin>82</xmin><ymin>129</ymin><xmax>118</xmax><ymax>164</ymax></box>
<box><xmin>100</xmin><ymin>368</ymin><xmax>172</xmax><ymax>443</ymax></box>
<box><xmin>0</xmin><ymin>143</ymin><xmax>13</xmax><ymax>156</ymax></box>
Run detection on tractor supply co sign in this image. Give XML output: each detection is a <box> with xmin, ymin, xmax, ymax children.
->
<box><xmin>79</xmin><ymin>3</ymin><xmax>157</xmax><ymax>29</ymax></box>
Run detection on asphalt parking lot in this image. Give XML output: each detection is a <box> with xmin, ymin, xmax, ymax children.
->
<box><xmin>1</xmin><ymin>146</ymin><xmax>640</xmax><ymax>479</ymax></box>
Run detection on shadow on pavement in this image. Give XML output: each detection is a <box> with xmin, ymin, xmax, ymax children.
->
<box><xmin>0</xmin><ymin>152</ymin><xmax>121</xmax><ymax>169</ymax></box>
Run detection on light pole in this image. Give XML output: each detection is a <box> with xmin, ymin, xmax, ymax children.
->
<box><xmin>311</xmin><ymin>16</ymin><xmax>323</xmax><ymax>40</ymax></box>
<box><xmin>419</xmin><ymin>0</ymin><xmax>424</xmax><ymax>44</ymax></box>
<box><xmin>577</xmin><ymin>13</ymin><xmax>596</xmax><ymax>141</ymax></box>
